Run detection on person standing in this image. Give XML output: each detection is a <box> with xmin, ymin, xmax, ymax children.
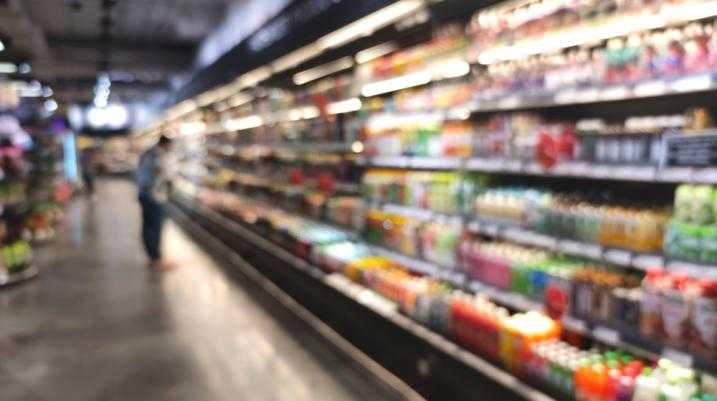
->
<box><xmin>136</xmin><ymin>135</ymin><xmax>173</xmax><ymax>270</ymax></box>
<box><xmin>80</xmin><ymin>147</ymin><xmax>97</xmax><ymax>200</ymax></box>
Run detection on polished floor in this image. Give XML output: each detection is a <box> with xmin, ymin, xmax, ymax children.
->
<box><xmin>0</xmin><ymin>179</ymin><xmax>409</xmax><ymax>401</ymax></box>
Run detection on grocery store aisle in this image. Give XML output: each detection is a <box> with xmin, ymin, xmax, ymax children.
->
<box><xmin>0</xmin><ymin>178</ymin><xmax>410</xmax><ymax>401</ymax></box>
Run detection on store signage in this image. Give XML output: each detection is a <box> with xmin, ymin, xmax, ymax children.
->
<box><xmin>664</xmin><ymin>131</ymin><xmax>717</xmax><ymax>167</ymax></box>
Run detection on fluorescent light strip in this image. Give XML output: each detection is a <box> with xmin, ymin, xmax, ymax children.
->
<box><xmin>224</xmin><ymin>115</ymin><xmax>263</xmax><ymax>131</ymax></box>
<box><xmin>319</xmin><ymin>0</ymin><xmax>425</xmax><ymax>50</ymax></box>
<box><xmin>228</xmin><ymin>92</ymin><xmax>253</xmax><ymax>108</ymax></box>
<box><xmin>355</xmin><ymin>42</ymin><xmax>397</xmax><ymax>64</ymax></box>
<box><xmin>293</xmin><ymin>57</ymin><xmax>354</xmax><ymax>86</ymax></box>
<box><xmin>272</xmin><ymin>44</ymin><xmax>323</xmax><ymax>73</ymax></box>
<box><xmin>361</xmin><ymin>70</ymin><xmax>431</xmax><ymax>97</ymax></box>
<box><xmin>0</xmin><ymin>40</ymin><xmax>4</xmax><ymax>52</ymax></box>
<box><xmin>238</xmin><ymin>66</ymin><xmax>272</xmax><ymax>88</ymax></box>
<box><xmin>327</xmin><ymin>98</ymin><xmax>362</xmax><ymax>115</ymax></box>
<box><xmin>0</xmin><ymin>63</ymin><xmax>17</xmax><ymax>74</ymax></box>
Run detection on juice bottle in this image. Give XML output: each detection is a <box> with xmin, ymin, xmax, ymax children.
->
<box><xmin>632</xmin><ymin>367</ymin><xmax>660</xmax><ymax>401</ymax></box>
<box><xmin>690</xmin><ymin>279</ymin><xmax>717</xmax><ymax>358</ymax></box>
<box><xmin>661</xmin><ymin>274</ymin><xmax>692</xmax><ymax>348</ymax></box>
<box><xmin>640</xmin><ymin>269</ymin><xmax>666</xmax><ymax>338</ymax></box>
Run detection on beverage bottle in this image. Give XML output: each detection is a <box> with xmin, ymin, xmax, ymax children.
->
<box><xmin>640</xmin><ymin>269</ymin><xmax>665</xmax><ymax>338</ymax></box>
<box><xmin>690</xmin><ymin>279</ymin><xmax>717</xmax><ymax>358</ymax></box>
<box><xmin>661</xmin><ymin>273</ymin><xmax>692</xmax><ymax>348</ymax></box>
<box><xmin>632</xmin><ymin>367</ymin><xmax>660</xmax><ymax>401</ymax></box>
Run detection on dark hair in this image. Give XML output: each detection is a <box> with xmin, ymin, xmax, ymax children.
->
<box><xmin>158</xmin><ymin>135</ymin><xmax>172</xmax><ymax>147</ymax></box>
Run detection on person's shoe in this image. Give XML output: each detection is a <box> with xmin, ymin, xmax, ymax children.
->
<box><xmin>151</xmin><ymin>259</ymin><xmax>176</xmax><ymax>271</ymax></box>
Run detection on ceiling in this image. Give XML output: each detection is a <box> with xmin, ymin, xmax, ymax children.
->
<box><xmin>0</xmin><ymin>0</ymin><xmax>236</xmax><ymax>105</ymax></box>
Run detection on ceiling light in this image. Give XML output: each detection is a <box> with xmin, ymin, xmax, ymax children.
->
<box><xmin>355</xmin><ymin>42</ymin><xmax>397</xmax><ymax>64</ymax></box>
<box><xmin>224</xmin><ymin>115</ymin><xmax>263</xmax><ymax>131</ymax></box>
<box><xmin>238</xmin><ymin>66</ymin><xmax>272</xmax><ymax>88</ymax></box>
<box><xmin>327</xmin><ymin>98</ymin><xmax>362</xmax><ymax>115</ymax></box>
<box><xmin>18</xmin><ymin>63</ymin><xmax>31</xmax><ymax>74</ymax></box>
<box><xmin>272</xmin><ymin>44</ymin><xmax>323</xmax><ymax>73</ymax></box>
<box><xmin>0</xmin><ymin>63</ymin><xmax>17</xmax><ymax>74</ymax></box>
<box><xmin>228</xmin><ymin>92</ymin><xmax>253</xmax><ymax>108</ymax></box>
<box><xmin>0</xmin><ymin>40</ymin><xmax>4</xmax><ymax>52</ymax></box>
<box><xmin>293</xmin><ymin>57</ymin><xmax>354</xmax><ymax>85</ymax></box>
<box><xmin>44</xmin><ymin>99</ymin><xmax>58</xmax><ymax>113</ymax></box>
<box><xmin>361</xmin><ymin>70</ymin><xmax>431</xmax><ymax>97</ymax></box>
<box><xmin>319</xmin><ymin>0</ymin><xmax>425</xmax><ymax>50</ymax></box>
<box><xmin>42</xmin><ymin>86</ymin><xmax>53</xmax><ymax>98</ymax></box>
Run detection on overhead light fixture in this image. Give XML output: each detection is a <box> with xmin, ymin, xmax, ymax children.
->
<box><xmin>361</xmin><ymin>70</ymin><xmax>431</xmax><ymax>97</ymax></box>
<box><xmin>18</xmin><ymin>63</ymin><xmax>31</xmax><ymax>74</ymax></box>
<box><xmin>44</xmin><ymin>99</ymin><xmax>58</xmax><ymax>113</ymax></box>
<box><xmin>179</xmin><ymin>121</ymin><xmax>207</xmax><ymax>136</ymax></box>
<box><xmin>42</xmin><ymin>86</ymin><xmax>53</xmax><ymax>98</ymax></box>
<box><xmin>0</xmin><ymin>63</ymin><xmax>17</xmax><ymax>74</ymax></box>
<box><xmin>228</xmin><ymin>92</ymin><xmax>253</xmax><ymax>108</ymax></box>
<box><xmin>0</xmin><ymin>40</ymin><xmax>4</xmax><ymax>52</ymax></box>
<box><xmin>327</xmin><ymin>98</ymin><xmax>362</xmax><ymax>115</ymax></box>
<box><xmin>238</xmin><ymin>66</ymin><xmax>272</xmax><ymax>88</ymax></box>
<box><xmin>293</xmin><ymin>57</ymin><xmax>354</xmax><ymax>86</ymax></box>
<box><xmin>224</xmin><ymin>115</ymin><xmax>263</xmax><ymax>131</ymax></box>
<box><xmin>318</xmin><ymin>0</ymin><xmax>424</xmax><ymax>50</ymax></box>
<box><xmin>272</xmin><ymin>44</ymin><xmax>323</xmax><ymax>73</ymax></box>
<box><xmin>355</xmin><ymin>42</ymin><xmax>397</xmax><ymax>64</ymax></box>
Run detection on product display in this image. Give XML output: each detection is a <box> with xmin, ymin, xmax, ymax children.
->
<box><xmin>143</xmin><ymin>0</ymin><xmax>717</xmax><ymax>400</ymax></box>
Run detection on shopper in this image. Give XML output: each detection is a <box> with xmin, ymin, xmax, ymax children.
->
<box><xmin>80</xmin><ymin>147</ymin><xmax>97</xmax><ymax>200</ymax></box>
<box><xmin>136</xmin><ymin>135</ymin><xmax>174</xmax><ymax>270</ymax></box>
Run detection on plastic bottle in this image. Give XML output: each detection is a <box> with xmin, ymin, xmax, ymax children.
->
<box><xmin>640</xmin><ymin>269</ymin><xmax>665</xmax><ymax>338</ymax></box>
<box><xmin>690</xmin><ymin>279</ymin><xmax>717</xmax><ymax>359</ymax></box>
<box><xmin>633</xmin><ymin>367</ymin><xmax>663</xmax><ymax>401</ymax></box>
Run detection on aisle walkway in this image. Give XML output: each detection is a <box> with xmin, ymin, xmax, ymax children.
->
<box><xmin>0</xmin><ymin>179</ymin><xmax>408</xmax><ymax>401</ymax></box>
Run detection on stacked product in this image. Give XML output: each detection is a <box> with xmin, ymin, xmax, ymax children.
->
<box><xmin>640</xmin><ymin>269</ymin><xmax>717</xmax><ymax>359</ymax></box>
<box><xmin>664</xmin><ymin>184</ymin><xmax>717</xmax><ymax>263</ymax></box>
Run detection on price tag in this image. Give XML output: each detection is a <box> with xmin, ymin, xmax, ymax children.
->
<box><xmin>561</xmin><ymin>240</ymin><xmax>585</xmax><ymax>255</ymax></box>
<box><xmin>632</xmin><ymin>254</ymin><xmax>664</xmax><ymax>270</ymax></box>
<box><xmin>411</xmin><ymin>157</ymin><xmax>459</xmax><ymax>170</ymax></box>
<box><xmin>600</xmin><ymin>86</ymin><xmax>629</xmax><ymax>101</ymax></box>
<box><xmin>554</xmin><ymin>89</ymin><xmax>580</xmax><ymax>104</ymax></box>
<box><xmin>693</xmin><ymin>168</ymin><xmax>717</xmax><ymax>184</ymax></box>
<box><xmin>567</xmin><ymin>161</ymin><xmax>589</xmax><ymax>177</ymax></box>
<box><xmin>660</xmin><ymin>167</ymin><xmax>693</xmax><ymax>183</ymax></box>
<box><xmin>504</xmin><ymin>159</ymin><xmax>523</xmax><ymax>172</ymax></box>
<box><xmin>524</xmin><ymin>162</ymin><xmax>544</xmax><ymax>175</ymax></box>
<box><xmin>466</xmin><ymin>158</ymin><xmax>502</xmax><ymax>171</ymax></box>
<box><xmin>467</xmin><ymin>221</ymin><xmax>481</xmax><ymax>233</ymax></box>
<box><xmin>497</xmin><ymin>95</ymin><xmax>521</xmax><ymax>109</ymax></box>
<box><xmin>634</xmin><ymin>80</ymin><xmax>667</xmax><ymax>97</ymax></box>
<box><xmin>577</xmin><ymin>88</ymin><xmax>600</xmax><ymax>103</ymax></box>
<box><xmin>670</xmin><ymin>74</ymin><xmax>712</xmax><ymax>93</ymax></box>
<box><xmin>588</xmin><ymin>165</ymin><xmax>610</xmax><ymax>178</ymax></box>
<box><xmin>594</xmin><ymin>326</ymin><xmax>621</xmax><ymax>345</ymax></box>
<box><xmin>357</xmin><ymin>290</ymin><xmax>398</xmax><ymax>315</ymax></box>
<box><xmin>662</xmin><ymin>348</ymin><xmax>694</xmax><ymax>367</ymax></box>
<box><xmin>604</xmin><ymin>249</ymin><xmax>633</xmax><ymax>266</ymax></box>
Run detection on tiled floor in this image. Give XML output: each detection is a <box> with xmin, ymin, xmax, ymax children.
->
<box><xmin>0</xmin><ymin>179</ymin><xmax>408</xmax><ymax>401</ymax></box>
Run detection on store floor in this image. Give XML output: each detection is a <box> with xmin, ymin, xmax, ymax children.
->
<box><xmin>0</xmin><ymin>178</ymin><xmax>410</xmax><ymax>401</ymax></box>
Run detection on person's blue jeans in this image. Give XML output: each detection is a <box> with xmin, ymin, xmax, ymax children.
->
<box><xmin>139</xmin><ymin>195</ymin><xmax>164</xmax><ymax>261</ymax></box>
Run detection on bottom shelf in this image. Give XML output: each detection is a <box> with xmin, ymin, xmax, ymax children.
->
<box><xmin>0</xmin><ymin>265</ymin><xmax>39</xmax><ymax>287</ymax></box>
<box><xmin>169</xmin><ymin>197</ymin><xmax>563</xmax><ymax>401</ymax></box>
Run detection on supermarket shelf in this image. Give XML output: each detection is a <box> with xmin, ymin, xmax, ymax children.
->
<box><xmin>470</xmin><ymin>73</ymin><xmax>717</xmax><ymax>112</ymax></box>
<box><xmin>170</xmin><ymin>196</ymin><xmax>560</xmax><ymax>401</ymax></box>
<box><xmin>359</xmin><ymin>155</ymin><xmax>717</xmax><ymax>184</ymax></box>
<box><xmin>0</xmin><ymin>265</ymin><xmax>39</xmax><ymax>287</ymax></box>
<box><xmin>467</xmin><ymin>219</ymin><xmax>663</xmax><ymax>271</ymax></box>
